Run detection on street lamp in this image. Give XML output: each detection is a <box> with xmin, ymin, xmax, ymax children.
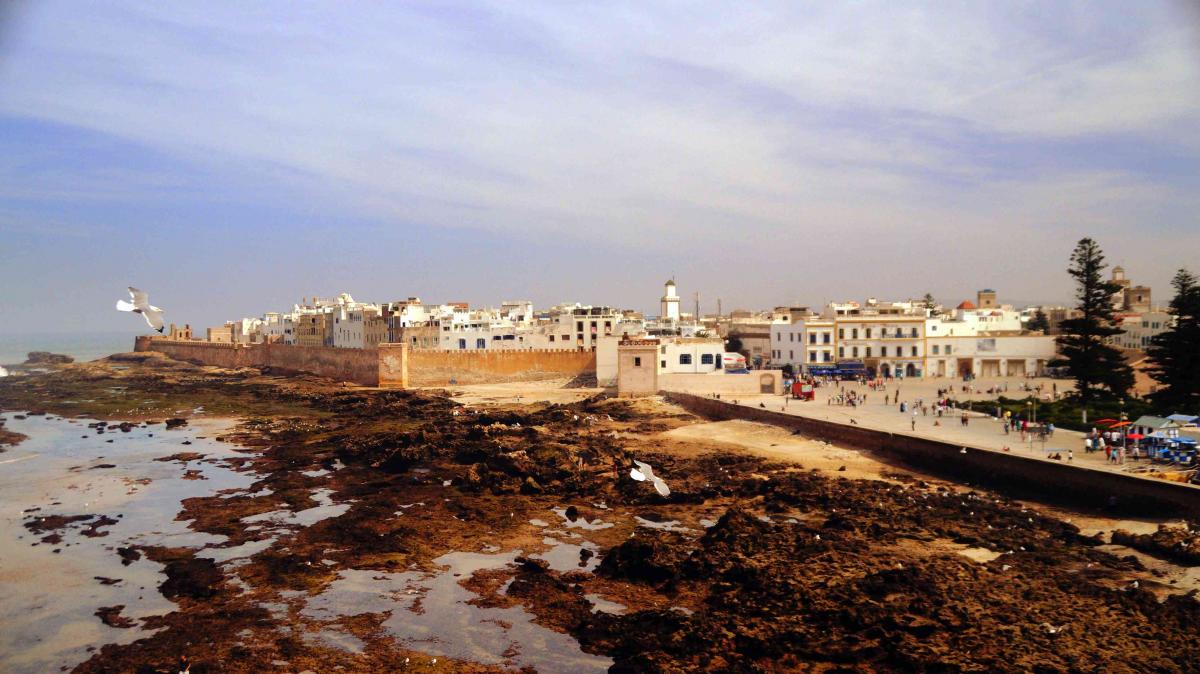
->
<box><xmin>1026</xmin><ymin>400</ymin><xmax>1033</xmax><ymax>452</ymax></box>
<box><xmin>1120</xmin><ymin>399</ymin><xmax>1128</xmax><ymax>461</ymax></box>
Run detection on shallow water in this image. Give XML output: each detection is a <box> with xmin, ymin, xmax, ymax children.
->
<box><xmin>0</xmin><ymin>413</ymin><xmax>256</xmax><ymax>674</ymax></box>
<box><xmin>534</xmin><ymin>535</ymin><xmax>600</xmax><ymax>573</ymax></box>
<box><xmin>240</xmin><ymin>487</ymin><xmax>350</xmax><ymax>529</ymax></box>
<box><xmin>302</xmin><ymin>550</ymin><xmax>612</xmax><ymax>673</ymax></box>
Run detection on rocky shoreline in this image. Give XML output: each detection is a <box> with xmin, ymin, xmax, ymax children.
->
<box><xmin>2</xmin><ymin>353</ymin><xmax>1199</xmax><ymax>673</ymax></box>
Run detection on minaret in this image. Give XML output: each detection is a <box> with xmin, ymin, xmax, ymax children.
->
<box><xmin>661</xmin><ymin>279</ymin><xmax>681</xmax><ymax>322</ymax></box>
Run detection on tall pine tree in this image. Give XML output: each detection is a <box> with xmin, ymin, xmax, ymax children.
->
<box><xmin>1029</xmin><ymin>309</ymin><xmax>1050</xmax><ymax>333</ymax></box>
<box><xmin>1146</xmin><ymin>269</ymin><xmax>1200</xmax><ymax>413</ymax></box>
<box><xmin>1055</xmin><ymin>238</ymin><xmax>1133</xmax><ymax>403</ymax></box>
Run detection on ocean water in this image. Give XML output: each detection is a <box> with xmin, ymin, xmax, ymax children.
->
<box><xmin>0</xmin><ymin>332</ymin><xmax>137</xmax><ymax>366</ymax></box>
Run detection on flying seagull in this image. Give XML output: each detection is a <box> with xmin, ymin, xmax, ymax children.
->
<box><xmin>116</xmin><ymin>287</ymin><xmax>165</xmax><ymax>333</ymax></box>
<box><xmin>630</xmin><ymin>459</ymin><xmax>671</xmax><ymax>497</ymax></box>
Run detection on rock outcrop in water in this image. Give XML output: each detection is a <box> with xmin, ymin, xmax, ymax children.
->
<box><xmin>24</xmin><ymin>351</ymin><xmax>74</xmax><ymax>365</ymax></box>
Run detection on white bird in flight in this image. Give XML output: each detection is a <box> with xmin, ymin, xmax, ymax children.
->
<box><xmin>630</xmin><ymin>459</ymin><xmax>671</xmax><ymax>497</ymax></box>
<box><xmin>116</xmin><ymin>287</ymin><xmax>165</xmax><ymax>333</ymax></box>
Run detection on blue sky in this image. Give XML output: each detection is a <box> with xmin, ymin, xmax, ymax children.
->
<box><xmin>1</xmin><ymin>1</ymin><xmax>1198</xmax><ymax>334</ymax></box>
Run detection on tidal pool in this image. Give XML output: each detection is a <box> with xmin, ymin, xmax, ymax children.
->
<box><xmin>0</xmin><ymin>413</ymin><xmax>256</xmax><ymax>674</ymax></box>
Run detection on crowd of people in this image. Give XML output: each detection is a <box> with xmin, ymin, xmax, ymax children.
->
<box><xmin>1084</xmin><ymin>428</ymin><xmax>1131</xmax><ymax>464</ymax></box>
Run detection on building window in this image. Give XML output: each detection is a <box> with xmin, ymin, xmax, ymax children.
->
<box><xmin>809</xmin><ymin>352</ymin><xmax>817</xmax><ymax>362</ymax></box>
<box><xmin>680</xmin><ymin>354</ymin><xmax>692</xmax><ymax>365</ymax></box>
<box><xmin>477</xmin><ymin>338</ymin><xmax>486</xmax><ymax>349</ymax></box>
<box><xmin>838</xmin><ymin>328</ymin><xmax>845</xmax><ymax>339</ymax></box>
<box><xmin>881</xmin><ymin>346</ymin><xmax>888</xmax><ymax>357</ymax></box>
<box><xmin>838</xmin><ymin>346</ymin><xmax>845</xmax><ymax>358</ymax></box>
<box><xmin>945</xmin><ymin>345</ymin><xmax>952</xmax><ymax>354</ymax></box>
<box><xmin>932</xmin><ymin>345</ymin><xmax>939</xmax><ymax>354</ymax></box>
<box><xmin>549</xmin><ymin>335</ymin><xmax>555</xmax><ymax>342</ymax></box>
<box><xmin>790</xmin><ymin>333</ymin><xmax>795</xmax><ymax>342</ymax></box>
<box><xmin>458</xmin><ymin>338</ymin><xmax>466</xmax><ymax>349</ymax></box>
<box><xmin>911</xmin><ymin>346</ymin><xmax>917</xmax><ymax>356</ymax></box>
<box><xmin>911</xmin><ymin>327</ymin><xmax>919</xmax><ymax>338</ymax></box>
<box><xmin>809</xmin><ymin>334</ymin><xmax>816</xmax><ymax>344</ymax></box>
<box><xmin>851</xmin><ymin>328</ymin><xmax>858</xmax><ymax>339</ymax></box>
<box><xmin>852</xmin><ymin>346</ymin><xmax>859</xmax><ymax>357</ymax></box>
<box><xmin>823</xmin><ymin>333</ymin><xmax>831</xmax><ymax>344</ymax></box>
<box><xmin>789</xmin><ymin>350</ymin><xmax>794</xmax><ymax>359</ymax></box>
<box><xmin>823</xmin><ymin>351</ymin><xmax>832</xmax><ymax>362</ymax></box>
<box><xmin>701</xmin><ymin>353</ymin><xmax>714</xmax><ymax>365</ymax></box>
<box><xmin>865</xmin><ymin>347</ymin><xmax>872</xmax><ymax>357</ymax></box>
<box><xmin>634</xmin><ymin>357</ymin><xmax>642</xmax><ymax>367</ymax></box>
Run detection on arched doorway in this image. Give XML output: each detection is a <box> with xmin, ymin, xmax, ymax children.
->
<box><xmin>905</xmin><ymin>363</ymin><xmax>917</xmax><ymax>378</ymax></box>
<box><xmin>759</xmin><ymin>373</ymin><xmax>775</xmax><ymax>393</ymax></box>
<box><xmin>880</xmin><ymin>363</ymin><xmax>892</xmax><ymax>378</ymax></box>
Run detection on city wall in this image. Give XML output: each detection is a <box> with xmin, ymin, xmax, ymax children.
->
<box><xmin>134</xmin><ymin>338</ymin><xmax>596</xmax><ymax>389</ymax></box>
<box><xmin>665</xmin><ymin>392</ymin><xmax>1200</xmax><ymax>518</ymax></box>
<box><xmin>403</xmin><ymin>348</ymin><xmax>596</xmax><ymax>387</ymax></box>
<box><xmin>134</xmin><ymin>337</ymin><xmax>380</xmax><ymax>386</ymax></box>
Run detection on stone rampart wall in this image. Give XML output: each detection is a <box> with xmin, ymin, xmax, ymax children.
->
<box><xmin>135</xmin><ymin>338</ymin><xmax>378</xmax><ymax>386</ymax></box>
<box><xmin>135</xmin><ymin>338</ymin><xmax>596</xmax><ymax>389</ymax></box>
<box><xmin>406</xmin><ymin>348</ymin><xmax>596</xmax><ymax>387</ymax></box>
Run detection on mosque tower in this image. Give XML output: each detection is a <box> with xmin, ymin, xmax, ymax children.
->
<box><xmin>661</xmin><ymin>278</ymin><xmax>681</xmax><ymax>322</ymax></box>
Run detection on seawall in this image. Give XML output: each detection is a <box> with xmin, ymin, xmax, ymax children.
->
<box><xmin>665</xmin><ymin>391</ymin><xmax>1200</xmax><ymax>518</ymax></box>
<box><xmin>405</xmin><ymin>348</ymin><xmax>595</xmax><ymax>387</ymax></box>
<box><xmin>135</xmin><ymin>338</ymin><xmax>380</xmax><ymax>386</ymax></box>
<box><xmin>134</xmin><ymin>338</ymin><xmax>597</xmax><ymax>389</ymax></box>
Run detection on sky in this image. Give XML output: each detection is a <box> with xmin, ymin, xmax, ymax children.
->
<box><xmin>1</xmin><ymin>1</ymin><xmax>1198</xmax><ymax>334</ymax></box>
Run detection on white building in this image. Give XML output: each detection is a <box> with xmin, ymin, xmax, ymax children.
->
<box><xmin>1113</xmin><ymin>310</ymin><xmax>1174</xmax><ymax>350</ymax></box>
<box><xmin>658</xmin><ymin>337</ymin><xmax>727</xmax><ymax>374</ymax></box>
<box><xmin>924</xmin><ymin>335</ymin><xmax>1056</xmax><ymax>378</ymax></box>
<box><xmin>770</xmin><ymin>293</ymin><xmax>1056</xmax><ymax>379</ymax></box>
<box><xmin>259</xmin><ymin>312</ymin><xmax>295</xmax><ymax>344</ymax></box>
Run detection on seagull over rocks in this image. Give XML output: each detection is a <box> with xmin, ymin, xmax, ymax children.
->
<box><xmin>116</xmin><ymin>287</ymin><xmax>165</xmax><ymax>333</ymax></box>
<box><xmin>630</xmin><ymin>459</ymin><xmax>671</xmax><ymax>497</ymax></box>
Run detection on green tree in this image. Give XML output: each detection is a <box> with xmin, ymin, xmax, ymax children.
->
<box><xmin>1029</xmin><ymin>309</ymin><xmax>1050</xmax><ymax>333</ymax></box>
<box><xmin>1054</xmin><ymin>238</ymin><xmax>1133</xmax><ymax>403</ymax></box>
<box><xmin>1146</xmin><ymin>269</ymin><xmax>1200</xmax><ymax>413</ymax></box>
<box><xmin>921</xmin><ymin>293</ymin><xmax>936</xmax><ymax>313</ymax></box>
<box><xmin>725</xmin><ymin>335</ymin><xmax>744</xmax><ymax>355</ymax></box>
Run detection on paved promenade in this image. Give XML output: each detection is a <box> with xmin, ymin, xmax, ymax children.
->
<box><xmin>723</xmin><ymin>377</ymin><xmax>1160</xmax><ymax>478</ymax></box>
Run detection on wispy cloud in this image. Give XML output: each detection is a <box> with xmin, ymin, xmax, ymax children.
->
<box><xmin>0</xmin><ymin>1</ymin><xmax>1197</xmax><ymax>329</ymax></box>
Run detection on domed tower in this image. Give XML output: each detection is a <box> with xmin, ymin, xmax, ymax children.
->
<box><xmin>661</xmin><ymin>279</ymin><xmax>681</xmax><ymax>322</ymax></box>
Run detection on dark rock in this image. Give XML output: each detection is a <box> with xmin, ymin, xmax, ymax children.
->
<box><xmin>159</xmin><ymin>557</ymin><xmax>222</xmax><ymax>599</ymax></box>
<box><xmin>95</xmin><ymin>605</ymin><xmax>136</xmax><ymax>628</ymax></box>
<box><xmin>24</xmin><ymin>351</ymin><xmax>73</xmax><ymax>365</ymax></box>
